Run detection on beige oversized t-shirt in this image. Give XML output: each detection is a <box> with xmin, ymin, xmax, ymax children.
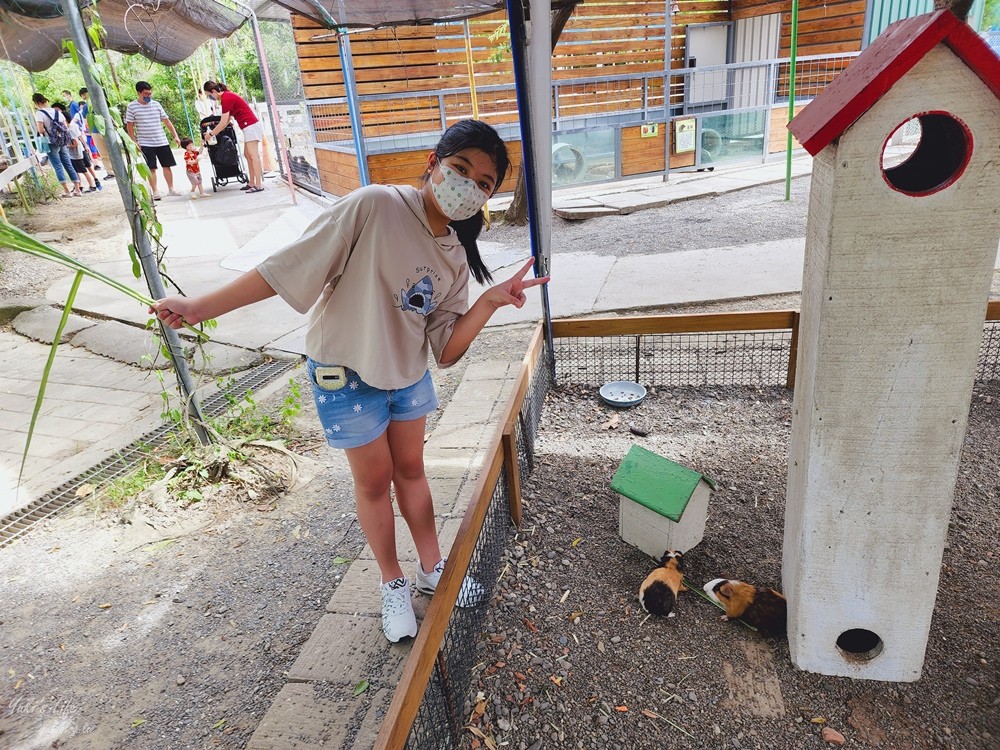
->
<box><xmin>257</xmin><ymin>184</ymin><xmax>470</xmax><ymax>390</ymax></box>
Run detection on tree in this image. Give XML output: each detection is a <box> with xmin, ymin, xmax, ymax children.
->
<box><xmin>503</xmin><ymin>2</ymin><xmax>580</xmax><ymax>226</ymax></box>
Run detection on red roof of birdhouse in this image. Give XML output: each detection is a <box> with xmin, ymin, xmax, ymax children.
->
<box><xmin>789</xmin><ymin>10</ymin><xmax>1000</xmax><ymax>155</ymax></box>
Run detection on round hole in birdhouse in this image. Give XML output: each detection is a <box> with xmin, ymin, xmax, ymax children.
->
<box><xmin>836</xmin><ymin>628</ymin><xmax>884</xmax><ymax>662</ymax></box>
<box><xmin>880</xmin><ymin>111</ymin><xmax>972</xmax><ymax>197</ymax></box>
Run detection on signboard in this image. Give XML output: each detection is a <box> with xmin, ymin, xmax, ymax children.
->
<box><xmin>674</xmin><ymin>118</ymin><xmax>696</xmax><ymax>154</ymax></box>
<box><xmin>640</xmin><ymin>123</ymin><xmax>659</xmax><ymax>138</ymax></box>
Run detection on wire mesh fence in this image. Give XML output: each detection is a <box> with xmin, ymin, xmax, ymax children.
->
<box><xmin>258</xmin><ymin>17</ymin><xmax>322</xmax><ymax>192</ymax></box>
<box><xmin>396</xmin><ymin>343</ymin><xmax>552</xmax><ymax>749</ymax></box>
<box><xmin>406</xmin><ymin>469</ymin><xmax>512</xmax><ymax>750</ymax></box>
<box><xmin>978</xmin><ymin>321</ymin><xmax>1000</xmax><ymax>383</ymax></box>
<box><xmin>553</xmin><ymin>330</ymin><xmax>794</xmax><ymax>388</ymax></box>
<box><xmin>381</xmin><ymin>310</ymin><xmax>1000</xmax><ymax>747</ymax></box>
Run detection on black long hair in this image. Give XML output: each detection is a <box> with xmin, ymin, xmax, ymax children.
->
<box><xmin>426</xmin><ymin>119</ymin><xmax>510</xmax><ymax>285</ymax></box>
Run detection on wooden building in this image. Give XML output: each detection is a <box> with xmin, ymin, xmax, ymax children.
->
<box><xmin>290</xmin><ymin>0</ymin><xmax>987</xmax><ymax>197</ymax></box>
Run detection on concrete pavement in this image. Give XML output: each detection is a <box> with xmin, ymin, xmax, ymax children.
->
<box><xmin>2</xmin><ymin>155</ymin><xmax>821</xmax><ymax>518</ymax></box>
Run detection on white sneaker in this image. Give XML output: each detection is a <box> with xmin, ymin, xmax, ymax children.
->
<box><xmin>152</xmin><ymin>193</ymin><xmax>162</xmax><ymax>201</ymax></box>
<box><xmin>415</xmin><ymin>558</ymin><xmax>487</xmax><ymax>608</ymax></box>
<box><xmin>380</xmin><ymin>576</ymin><xmax>417</xmax><ymax>643</ymax></box>
<box><xmin>167</xmin><ymin>190</ymin><xmax>182</xmax><ymax>196</ymax></box>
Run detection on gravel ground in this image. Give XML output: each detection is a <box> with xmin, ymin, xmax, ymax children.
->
<box><xmin>465</xmin><ymin>380</ymin><xmax>1000</xmax><ymax>750</ymax></box>
<box><xmin>2</xmin><ymin>177</ymin><xmax>998</xmax><ymax>749</ymax></box>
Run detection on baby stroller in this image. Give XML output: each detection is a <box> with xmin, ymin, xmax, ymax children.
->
<box><xmin>199</xmin><ymin>115</ymin><xmax>248</xmax><ymax>191</ymax></box>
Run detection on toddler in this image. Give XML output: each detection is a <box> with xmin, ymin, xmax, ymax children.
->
<box><xmin>180</xmin><ymin>137</ymin><xmax>207</xmax><ymax>199</ymax></box>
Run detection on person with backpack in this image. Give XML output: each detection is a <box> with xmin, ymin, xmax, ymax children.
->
<box><xmin>32</xmin><ymin>93</ymin><xmax>83</xmax><ymax>197</ymax></box>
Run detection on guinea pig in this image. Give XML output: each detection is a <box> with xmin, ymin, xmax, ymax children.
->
<box><xmin>703</xmin><ymin>578</ymin><xmax>787</xmax><ymax>638</ymax></box>
<box><xmin>639</xmin><ymin>550</ymin><xmax>687</xmax><ymax>617</ymax></box>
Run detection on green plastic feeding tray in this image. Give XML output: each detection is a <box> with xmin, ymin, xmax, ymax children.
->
<box><xmin>599</xmin><ymin>380</ymin><xmax>646</xmax><ymax>407</ymax></box>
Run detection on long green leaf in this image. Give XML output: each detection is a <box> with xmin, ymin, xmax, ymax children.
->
<box><xmin>0</xmin><ymin>221</ymin><xmax>207</xmax><ymax>339</ymax></box>
<box><xmin>20</xmin><ymin>272</ymin><xmax>85</xmax><ymax>486</ymax></box>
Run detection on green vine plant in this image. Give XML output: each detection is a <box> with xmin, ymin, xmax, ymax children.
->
<box><xmin>0</xmin><ymin>7</ymin><xmax>307</xmax><ymax>515</ymax></box>
<box><xmin>0</xmin><ymin>10</ymin><xmax>211</xmax><ymax>495</ymax></box>
<box><xmin>487</xmin><ymin>21</ymin><xmax>511</xmax><ymax>63</ymax></box>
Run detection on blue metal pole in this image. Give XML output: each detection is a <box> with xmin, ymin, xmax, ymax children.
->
<box><xmin>175</xmin><ymin>67</ymin><xmax>195</xmax><ymax>139</ymax></box>
<box><xmin>338</xmin><ymin>29</ymin><xmax>370</xmax><ymax>187</ymax></box>
<box><xmin>213</xmin><ymin>39</ymin><xmax>228</xmax><ymax>87</ymax></box>
<box><xmin>506</xmin><ymin>0</ymin><xmax>554</xmax><ymax>366</ymax></box>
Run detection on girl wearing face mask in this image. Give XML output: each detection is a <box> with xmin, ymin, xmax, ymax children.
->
<box><xmin>151</xmin><ymin>119</ymin><xmax>549</xmax><ymax>643</ymax></box>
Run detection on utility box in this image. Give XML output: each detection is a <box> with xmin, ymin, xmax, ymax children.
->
<box><xmin>784</xmin><ymin>10</ymin><xmax>1000</xmax><ymax>681</ymax></box>
<box><xmin>611</xmin><ymin>445</ymin><xmax>715</xmax><ymax>559</ymax></box>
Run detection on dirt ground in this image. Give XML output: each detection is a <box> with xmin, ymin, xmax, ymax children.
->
<box><xmin>1</xmin><ymin>178</ymin><xmax>998</xmax><ymax>750</ymax></box>
<box><xmin>468</xmin><ymin>381</ymin><xmax>999</xmax><ymax>750</ymax></box>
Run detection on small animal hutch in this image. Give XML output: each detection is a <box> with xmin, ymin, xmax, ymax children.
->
<box><xmin>784</xmin><ymin>9</ymin><xmax>1000</xmax><ymax>681</ymax></box>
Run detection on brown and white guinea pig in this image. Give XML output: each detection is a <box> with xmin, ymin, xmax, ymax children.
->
<box><xmin>703</xmin><ymin>578</ymin><xmax>787</xmax><ymax>638</ymax></box>
<box><xmin>639</xmin><ymin>550</ymin><xmax>687</xmax><ymax>617</ymax></box>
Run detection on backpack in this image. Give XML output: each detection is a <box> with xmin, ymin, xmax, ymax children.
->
<box><xmin>41</xmin><ymin>108</ymin><xmax>71</xmax><ymax>148</ymax></box>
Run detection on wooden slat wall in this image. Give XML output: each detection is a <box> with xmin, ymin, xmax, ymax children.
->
<box><xmin>621</xmin><ymin>124</ymin><xmax>666</xmax><ymax>175</ymax></box>
<box><xmin>731</xmin><ymin>0</ymin><xmax>865</xmax><ymax>57</ymax></box>
<box><xmin>368</xmin><ymin>139</ymin><xmax>524</xmax><ymax>191</ymax></box>
<box><xmin>293</xmin><ymin>2</ymin><xmax>722</xmax><ymax>138</ymax></box>
<box><xmin>317</xmin><ymin>148</ymin><xmax>360</xmax><ymax>196</ymax></box>
<box><xmin>768</xmin><ymin>103</ymin><xmax>805</xmax><ymax>153</ymax></box>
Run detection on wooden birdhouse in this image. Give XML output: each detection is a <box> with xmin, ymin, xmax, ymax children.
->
<box><xmin>611</xmin><ymin>445</ymin><xmax>715</xmax><ymax>559</ymax></box>
<box><xmin>783</xmin><ymin>10</ymin><xmax>1000</xmax><ymax>682</ymax></box>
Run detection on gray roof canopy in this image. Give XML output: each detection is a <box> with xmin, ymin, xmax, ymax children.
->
<box><xmin>0</xmin><ymin>0</ymin><xmax>250</xmax><ymax>71</ymax></box>
<box><xmin>0</xmin><ymin>0</ymin><xmax>571</xmax><ymax>72</ymax></box>
<box><xmin>257</xmin><ymin>0</ymin><xmax>504</xmax><ymax>28</ymax></box>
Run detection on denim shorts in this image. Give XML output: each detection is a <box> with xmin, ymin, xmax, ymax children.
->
<box><xmin>307</xmin><ymin>360</ymin><xmax>438</xmax><ymax>449</ymax></box>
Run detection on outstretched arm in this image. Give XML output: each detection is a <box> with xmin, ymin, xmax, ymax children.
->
<box><xmin>163</xmin><ymin>117</ymin><xmax>181</xmax><ymax>146</ymax></box>
<box><xmin>150</xmin><ymin>269</ymin><xmax>277</xmax><ymax>329</ymax></box>
<box><xmin>208</xmin><ymin>112</ymin><xmax>231</xmax><ymax>138</ymax></box>
<box><xmin>439</xmin><ymin>258</ymin><xmax>549</xmax><ymax>366</ymax></box>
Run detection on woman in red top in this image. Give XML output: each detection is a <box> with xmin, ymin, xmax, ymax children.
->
<box><xmin>203</xmin><ymin>81</ymin><xmax>265</xmax><ymax>193</ymax></box>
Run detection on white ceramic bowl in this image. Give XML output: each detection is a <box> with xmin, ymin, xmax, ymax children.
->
<box><xmin>599</xmin><ymin>380</ymin><xmax>647</xmax><ymax>407</ymax></box>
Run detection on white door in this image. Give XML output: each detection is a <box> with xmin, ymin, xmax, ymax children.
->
<box><xmin>685</xmin><ymin>23</ymin><xmax>729</xmax><ymax>110</ymax></box>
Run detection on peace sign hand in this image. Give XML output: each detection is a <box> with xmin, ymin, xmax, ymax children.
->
<box><xmin>484</xmin><ymin>257</ymin><xmax>550</xmax><ymax>310</ymax></box>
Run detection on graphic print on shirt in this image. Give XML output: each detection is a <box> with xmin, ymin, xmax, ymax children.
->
<box><xmin>394</xmin><ymin>275</ymin><xmax>440</xmax><ymax>317</ymax></box>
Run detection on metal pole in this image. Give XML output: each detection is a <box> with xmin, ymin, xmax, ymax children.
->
<box><xmin>175</xmin><ymin>67</ymin><xmax>195</xmax><ymax>139</ymax></box>
<box><xmin>784</xmin><ymin>0</ymin><xmax>799</xmax><ymax>201</ymax></box>
<box><xmin>60</xmin><ymin>0</ymin><xmax>211</xmax><ymax>445</ymax></box>
<box><xmin>463</xmin><ymin>19</ymin><xmax>480</xmax><ymax>118</ymax></box>
<box><xmin>337</xmin><ymin>29</ymin><xmax>370</xmax><ymax>186</ymax></box>
<box><xmin>247</xmin><ymin>9</ymin><xmax>298</xmax><ymax>204</ymax></box>
<box><xmin>506</xmin><ymin>0</ymin><xmax>555</xmax><ymax>373</ymax></box>
<box><xmin>213</xmin><ymin>39</ymin><xmax>228</xmax><ymax>86</ymax></box>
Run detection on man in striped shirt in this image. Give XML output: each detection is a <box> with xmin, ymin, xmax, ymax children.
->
<box><xmin>125</xmin><ymin>81</ymin><xmax>181</xmax><ymax>201</ymax></box>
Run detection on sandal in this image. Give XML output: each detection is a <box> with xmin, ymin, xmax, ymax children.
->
<box><xmin>240</xmin><ymin>184</ymin><xmax>251</xmax><ymax>191</ymax></box>
<box><xmin>246</xmin><ymin>186</ymin><xmax>264</xmax><ymax>194</ymax></box>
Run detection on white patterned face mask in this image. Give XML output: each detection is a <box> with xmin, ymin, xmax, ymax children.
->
<box><xmin>430</xmin><ymin>163</ymin><xmax>491</xmax><ymax>221</ymax></box>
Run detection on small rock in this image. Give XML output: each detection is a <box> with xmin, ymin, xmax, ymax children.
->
<box><xmin>176</xmin><ymin>675</ymin><xmax>186</xmax><ymax>685</ymax></box>
<box><xmin>821</xmin><ymin>727</ymin><xmax>846</xmax><ymax>746</ymax></box>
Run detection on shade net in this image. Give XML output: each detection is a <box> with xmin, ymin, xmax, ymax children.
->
<box><xmin>0</xmin><ymin>0</ymin><xmax>249</xmax><ymax>71</ymax></box>
<box><xmin>260</xmin><ymin>0</ymin><xmax>501</xmax><ymax>28</ymax></box>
